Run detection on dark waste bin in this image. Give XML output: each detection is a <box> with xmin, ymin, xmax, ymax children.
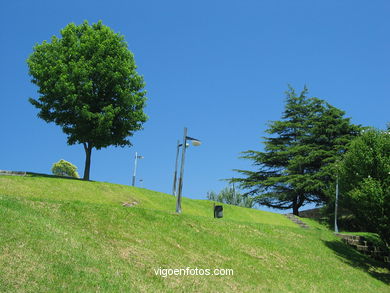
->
<box><xmin>214</xmin><ymin>205</ymin><xmax>223</xmax><ymax>218</ymax></box>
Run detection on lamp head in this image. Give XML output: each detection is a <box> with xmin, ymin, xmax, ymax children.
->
<box><xmin>185</xmin><ymin>136</ymin><xmax>201</xmax><ymax>147</ymax></box>
<box><xmin>191</xmin><ymin>140</ymin><xmax>201</xmax><ymax>147</ymax></box>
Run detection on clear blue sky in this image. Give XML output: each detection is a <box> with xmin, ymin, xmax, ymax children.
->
<box><xmin>1</xmin><ymin>1</ymin><xmax>389</xmax><ymax>213</ymax></box>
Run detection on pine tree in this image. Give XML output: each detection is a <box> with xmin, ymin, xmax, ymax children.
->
<box><xmin>232</xmin><ymin>86</ymin><xmax>360</xmax><ymax>215</ymax></box>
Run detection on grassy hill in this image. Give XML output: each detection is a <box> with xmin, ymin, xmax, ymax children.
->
<box><xmin>0</xmin><ymin>174</ymin><xmax>389</xmax><ymax>292</ymax></box>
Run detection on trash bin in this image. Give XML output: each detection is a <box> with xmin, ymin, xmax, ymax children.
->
<box><xmin>214</xmin><ymin>205</ymin><xmax>223</xmax><ymax>218</ymax></box>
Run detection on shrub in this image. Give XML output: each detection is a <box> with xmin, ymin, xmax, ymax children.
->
<box><xmin>51</xmin><ymin>159</ymin><xmax>80</xmax><ymax>178</ymax></box>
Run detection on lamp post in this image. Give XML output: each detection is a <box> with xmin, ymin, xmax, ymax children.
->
<box><xmin>334</xmin><ymin>174</ymin><xmax>339</xmax><ymax>233</ymax></box>
<box><xmin>172</xmin><ymin>140</ymin><xmax>190</xmax><ymax>196</ymax></box>
<box><xmin>176</xmin><ymin>127</ymin><xmax>201</xmax><ymax>213</ymax></box>
<box><xmin>334</xmin><ymin>151</ymin><xmax>345</xmax><ymax>234</ymax></box>
<box><xmin>172</xmin><ymin>140</ymin><xmax>181</xmax><ymax>196</ymax></box>
<box><xmin>132</xmin><ymin>152</ymin><xmax>144</xmax><ymax>186</ymax></box>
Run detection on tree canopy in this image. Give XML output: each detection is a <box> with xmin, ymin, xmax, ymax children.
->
<box><xmin>232</xmin><ymin>86</ymin><xmax>361</xmax><ymax>215</ymax></box>
<box><xmin>339</xmin><ymin>129</ymin><xmax>390</xmax><ymax>244</ymax></box>
<box><xmin>28</xmin><ymin>21</ymin><xmax>147</xmax><ymax>180</ymax></box>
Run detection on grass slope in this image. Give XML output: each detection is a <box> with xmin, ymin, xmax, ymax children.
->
<box><xmin>0</xmin><ymin>175</ymin><xmax>294</xmax><ymax>227</ymax></box>
<box><xmin>0</xmin><ymin>175</ymin><xmax>389</xmax><ymax>292</ymax></box>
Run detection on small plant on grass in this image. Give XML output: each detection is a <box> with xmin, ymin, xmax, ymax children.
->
<box><xmin>51</xmin><ymin>159</ymin><xmax>79</xmax><ymax>178</ymax></box>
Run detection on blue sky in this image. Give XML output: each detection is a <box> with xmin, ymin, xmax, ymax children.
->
<box><xmin>1</xmin><ymin>1</ymin><xmax>389</xmax><ymax>213</ymax></box>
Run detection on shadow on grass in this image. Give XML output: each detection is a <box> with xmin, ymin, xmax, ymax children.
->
<box><xmin>27</xmin><ymin>172</ymin><xmax>92</xmax><ymax>182</ymax></box>
<box><xmin>324</xmin><ymin>240</ymin><xmax>390</xmax><ymax>285</ymax></box>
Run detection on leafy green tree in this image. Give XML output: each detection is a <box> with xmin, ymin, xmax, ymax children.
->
<box><xmin>28</xmin><ymin>21</ymin><xmax>148</xmax><ymax>180</ymax></box>
<box><xmin>339</xmin><ymin>129</ymin><xmax>390</xmax><ymax>244</ymax></box>
<box><xmin>51</xmin><ymin>159</ymin><xmax>79</xmax><ymax>178</ymax></box>
<box><xmin>207</xmin><ymin>187</ymin><xmax>254</xmax><ymax>208</ymax></box>
<box><xmin>232</xmin><ymin>86</ymin><xmax>360</xmax><ymax>215</ymax></box>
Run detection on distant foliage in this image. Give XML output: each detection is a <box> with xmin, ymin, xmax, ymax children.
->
<box><xmin>340</xmin><ymin>129</ymin><xmax>390</xmax><ymax>245</ymax></box>
<box><xmin>51</xmin><ymin>160</ymin><xmax>80</xmax><ymax>178</ymax></box>
<box><xmin>207</xmin><ymin>187</ymin><xmax>254</xmax><ymax>208</ymax></box>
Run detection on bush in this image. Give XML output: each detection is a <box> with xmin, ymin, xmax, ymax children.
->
<box><xmin>51</xmin><ymin>160</ymin><xmax>80</xmax><ymax>178</ymax></box>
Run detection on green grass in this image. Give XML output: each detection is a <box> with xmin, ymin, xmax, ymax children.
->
<box><xmin>0</xmin><ymin>174</ymin><xmax>294</xmax><ymax>227</ymax></box>
<box><xmin>0</xmin><ymin>175</ymin><xmax>389</xmax><ymax>292</ymax></box>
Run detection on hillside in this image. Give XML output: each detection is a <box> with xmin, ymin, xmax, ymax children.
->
<box><xmin>0</xmin><ymin>174</ymin><xmax>389</xmax><ymax>292</ymax></box>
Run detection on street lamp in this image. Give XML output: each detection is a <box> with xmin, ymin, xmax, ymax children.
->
<box><xmin>132</xmin><ymin>152</ymin><xmax>144</xmax><ymax>186</ymax></box>
<box><xmin>334</xmin><ymin>155</ymin><xmax>344</xmax><ymax>233</ymax></box>
<box><xmin>334</xmin><ymin>174</ymin><xmax>339</xmax><ymax>233</ymax></box>
<box><xmin>176</xmin><ymin>127</ymin><xmax>201</xmax><ymax>213</ymax></box>
<box><xmin>172</xmin><ymin>140</ymin><xmax>189</xmax><ymax>196</ymax></box>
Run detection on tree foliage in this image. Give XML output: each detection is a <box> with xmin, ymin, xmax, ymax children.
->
<box><xmin>28</xmin><ymin>21</ymin><xmax>148</xmax><ymax>180</ymax></box>
<box><xmin>232</xmin><ymin>86</ymin><xmax>361</xmax><ymax>215</ymax></box>
<box><xmin>51</xmin><ymin>159</ymin><xmax>79</xmax><ymax>178</ymax></box>
<box><xmin>339</xmin><ymin>129</ymin><xmax>390</xmax><ymax>244</ymax></box>
<box><xmin>207</xmin><ymin>187</ymin><xmax>254</xmax><ymax>208</ymax></box>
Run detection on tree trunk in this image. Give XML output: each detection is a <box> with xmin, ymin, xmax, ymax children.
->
<box><xmin>292</xmin><ymin>196</ymin><xmax>299</xmax><ymax>216</ymax></box>
<box><xmin>292</xmin><ymin>194</ymin><xmax>305</xmax><ymax>216</ymax></box>
<box><xmin>292</xmin><ymin>204</ymin><xmax>299</xmax><ymax>216</ymax></box>
<box><xmin>83</xmin><ymin>143</ymin><xmax>93</xmax><ymax>180</ymax></box>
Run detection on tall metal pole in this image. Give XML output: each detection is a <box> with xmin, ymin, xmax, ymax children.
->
<box><xmin>132</xmin><ymin>152</ymin><xmax>138</xmax><ymax>186</ymax></box>
<box><xmin>172</xmin><ymin>140</ymin><xmax>181</xmax><ymax>196</ymax></box>
<box><xmin>176</xmin><ymin>127</ymin><xmax>188</xmax><ymax>213</ymax></box>
<box><xmin>334</xmin><ymin>174</ymin><xmax>339</xmax><ymax>233</ymax></box>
